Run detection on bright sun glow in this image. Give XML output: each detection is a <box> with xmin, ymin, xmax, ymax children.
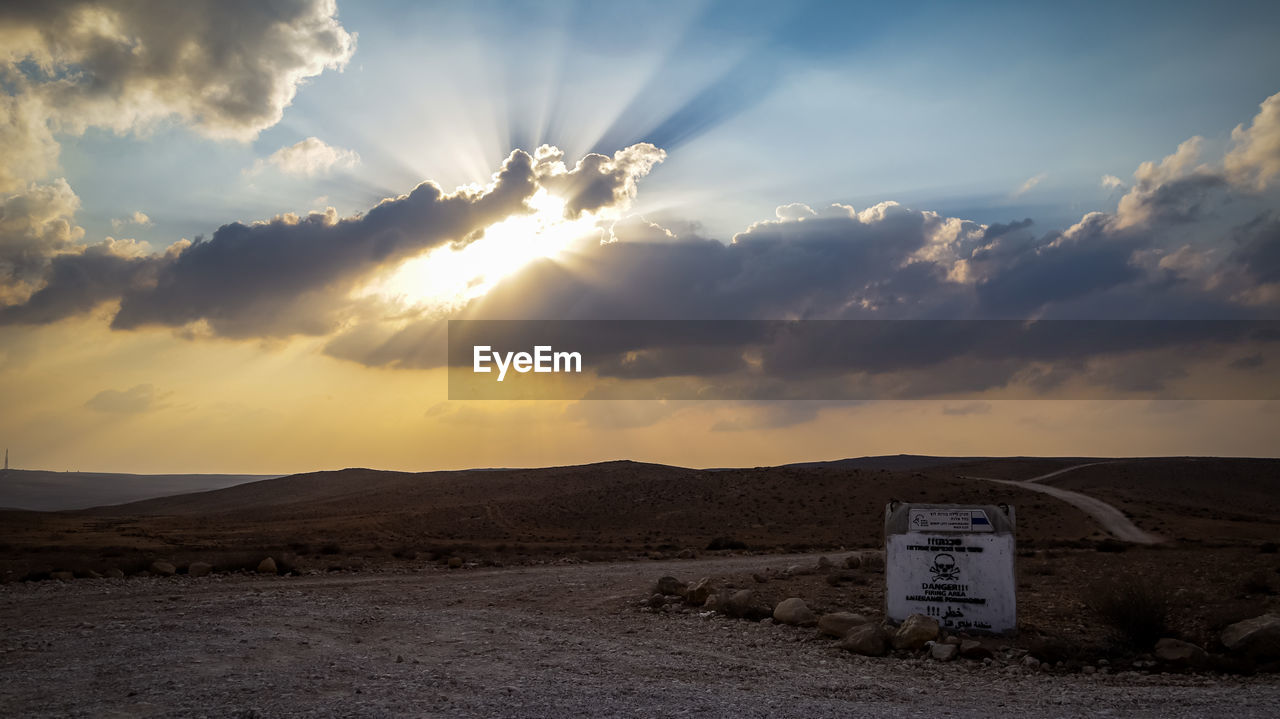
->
<box><xmin>359</xmin><ymin>190</ymin><xmax>600</xmax><ymax>311</ymax></box>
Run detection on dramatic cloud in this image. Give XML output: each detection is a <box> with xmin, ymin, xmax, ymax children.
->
<box><xmin>1101</xmin><ymin>175</ymin><xmax>1125</xmax><ymax>190</ymax></box>
<box><xmin>0</xmin><ymin>179</ymin><xmax>85</xmax><ymax>304</ymax></box>
<box><xmin>253</xmin><ymin>137</ymin><xmax>360</xmax><ymax>177</ymax></box>
<box><xmin>0</xmin><ymin>143</ymin><xmax>666</xmax><ymax>338</ymax></box>
<box><xmin>1225</xmin><ymin>92</ymin><xmax>1280</xmax><ymax>191</ymax></box>
<box><xmin>1</xmin><ymin>0</ymin><xmax>357</xmax><ymax>312</ymax></box>
<box><xmin>0</xmin><ymin>0</ymin><xmax>355</xmax><ymax>186</ymax></box>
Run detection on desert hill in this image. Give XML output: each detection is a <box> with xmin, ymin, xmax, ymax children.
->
<box><xmin>2</xmin><ymin>456</ymin><xmax>1277</xmax><ymax>583</ymax></box>
<box><xmin>0</xmin><ymin>469</ymin><xmax>278</xmax><ymax>511</ymax></box>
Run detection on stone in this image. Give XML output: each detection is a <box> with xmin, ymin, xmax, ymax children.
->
<box><xmin>685</xmin><ymin>577</ymin><xmax>713</xmax><ymax>605</ymax></box>
<box><xmin>1082</xmin><ymin>665</ymin><xmax>1097</xmax><ymax>675</ymax></box>
<box><xmin>891</xmin><ymin>613</ymin><xmax>940</xmax><ymax>651</ymax></box>
<box><xmin>256</xmin><ymin>557</ymin><xmax>277</xmax><ymax>574</ymax></box>
<box><xmin>187</xmin><ymin>562</ymin><xmax>213</xmax><ymax>578</ymax></box>
<box><xmin>839</xmin><ymin>624</ymin><xmax>889</xmax><ymax>657</ymax></box>
<box><xmin>783</xmin><ymin>564</ymin><xmax>810</xmax><ymax>577</ymax></box>
<box><xmin>861</xmin><ymin>552</ymin><xmax>885</xmax><ymax>572</ymax></box>
<box><xmin>773</xmin><ymin>598</ymin><xmax>818</xmax><ymax>627</ymax></box>
<box><xmin>1021</xmin><ymin>655</ymin><xmax>1041</xmax><ymax>669</ymax></box>
<box><xmin>655</xmin><ymin>576</ymin><xmax>685</xmax><ymax>596</ymax></box>
<box><xmin>843</xmin><ymin>554</ymin><xmax>862</xmax><ymax>570</ymax></box>
<box><xmin>1222</xmin><ymin>614</ymin><xmax>1280</xmax><ymax>661</ymax></box>
<box><xmin>447</xmin><ymin>556</ymin><xmax>463</xmax><ymax>569</ymax></box>
<box><xmin>1154</xmin><ymin>638</ymin><xmax>1207</xmax><ymax>668</ymax></box>
<box><xmin>818</xmin><ymin>612</ymin><xmax>870</xmax><ymax>638</ymax></box>
<box><xmin>725</xmin><ymin>590</ymin><xmax>771</xmax><ymax>621</ymax></box>
<box><xmin>85</xmin><ymin>570</ymin><xmax>103</xmax><ymax>579</ymax></box>
<box><xmin>51</xmin><ymin>571</ymin><xmax>74</xmax><ymax>581</ymax></box>
<box><xmin>149</xmin><ymin>561</ymin><xmax>176</xmax><ymax>577</ymax></box>
<box><xmin>931</xmin><ymin>643</ymin><xmax>960</xmax><ymax>661</ymax></box>
<box><xmin>942</xmin><ymin>635</ymin><xmax>962</xmax><ymax>646</ymax></box>
<box><xmin>960</xmin><ymin>640</ymin><xmax>993</xmax><ymax>661</ymax></box>
<box><xmin>817</xmin><ymin>556</ymin><xmax>833</xmax><ymax>569</ymax></box>
<box><xmin>752</xmin><ymin>573</ymin><xmax>768</xmax><ymax>584</ymax></box>
<box><xmin>105</xmin><ymin>568</ymin><xmax>125</xmax><ymax>579</ymax></box>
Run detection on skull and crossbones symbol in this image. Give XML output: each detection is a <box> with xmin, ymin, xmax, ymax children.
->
<box><xmin>929</xmin><ymin>553</ymin><xmax>960</xmax><ymax>581</ymax></box>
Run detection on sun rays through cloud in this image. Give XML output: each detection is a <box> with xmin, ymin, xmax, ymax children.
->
<box><xmin>357</xmin><ymin>189</ymin><xmax>604</xmax><ymax>312</ymax></box>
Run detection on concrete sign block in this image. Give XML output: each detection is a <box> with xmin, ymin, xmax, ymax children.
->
<box><xmin>884</xmin><ymin>501</ymin><xmax>1017</xmax><ymax>635</ymax></box>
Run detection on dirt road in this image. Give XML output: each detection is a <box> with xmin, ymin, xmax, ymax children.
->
<box><xmin>3</xmin><ymin>553</ymin><xmax>1275</xmax><ymax>718</ymax></box>
<box><xmin>963</xmin><ymin>464</ymin><xmax>1162</xmax><ymax>544</ymax></box>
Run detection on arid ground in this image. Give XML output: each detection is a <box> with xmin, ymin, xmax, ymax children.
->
<box><xmin>2</xmin><ymin>456</ymin><xmax>1278</xmax><ymax>717</ymax></box>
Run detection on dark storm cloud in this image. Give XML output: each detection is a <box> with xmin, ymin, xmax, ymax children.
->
<box><xmin>1230</xmin><ymin>212</ymin><xmax>1280</xmax><ymax>285</ymax></box>
<box><xmin>0</xmin><ymin>242</ymin><xmax>158</xmax><ymax>326</ymax></box>
<box><xmin>108</xmin><ymin>151</ymin><xmax>540</xmax><ymax>337</ymax></box>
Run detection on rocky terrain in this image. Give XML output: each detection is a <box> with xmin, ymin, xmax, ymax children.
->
<box><xmin>2</xmin><ymin>455</ymin><xmax>1278</xmax><ymax>715</ymax></box>
<box><xmin>3</xmin><ymin>552</ymin><xmax>1279</xmax><ymax>718</ymax></box>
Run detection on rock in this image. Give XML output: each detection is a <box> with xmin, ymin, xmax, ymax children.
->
<box><xmin>818</xmin><ymin>612</ymin><xmax>870</xmax><ymax>638</ymax></box>
<box><xmin>942</xmin><ymin>635</ymin><xmax>962</xmax><ymax>646</ymax></box>
<box><xmin>783</xmin><ymin>564</ymin><xmax>810</xmax><ymax>577</ymax></box>
<box><xmin>105</xmin><ymin>568</ymin><xmax>125</xmax><ymax>579</ymax></box>
<box><xmin>725</xmin><ymin>590</ymin><xmax>771</xmax><ymax>621</ymax></box>
<box><xmin>447</xmin><ymin>556</ymin><xmax>463</xmax><ymax>569</ymax></box>
<box><xmin>1082</xmin><ymin>665</ymin><xmax>1097</xmax><ymax>675</ymax></box>
<box><xmin>256</xmin><ymin>557</ymin><xmax>277</xmax><ymax>575</ymax></box>
<box><xmin>51</xmin><ymin>571</ymin><xmax>74</xmax><ymax>581</ymax></box>
<box><xmin>676</xmin><ymin>549</ymin><xmax>696</xmax><ymax>559</ymax></box>
<box><xmin>752</xmin><ymin>573</ymin><xmax>768</xmax><ymax>584</ymax></box>
<box><xmin>839</xmin><ymin>624</ymin><xmax>889</xmax><ymax>657</ymax></box>
<box><xmin>149</xmin><ymin>561</ymin><xmax>176</xmax><ymax>577</ymax></box>
<box><xmin>655</xmin><ymin>576</ymin><xmax>686</xmax><ymax>596</ymax></box>
<box><xmin>187</xmin><ymin>562</ymin><xmax>213</xmax><ymax>578</ymax></box>
<box><xmin>685</xmin><ymin>577</ymin><xmax>713</xmax><ymax>605</ymax></box>
<box><xmin>773</xmin><ymin>598</ymin><xmax>818</xmax><ymax>627</ymax></box>
<box><xmin>960</xmin><ymin>640</ymin><xmax>993</xmax><ymax>661</ymax></box>
<box><xmin>1154</xmin><ymin>637</ymin><xmax>1207</xmax><ymax>668</ymax></box>
<box><xmin>861</xmin><ymin>552</ymin><xmax>885</xmax><ymax>572</ymax></box>
<box><xmin>85</xmin><ymin>570</ymin><xmax>103</xmax><ymax>579</ymax></box>
<box><xmin>931</xmin><ymin>643</ymin><xmax>960</xmax><ymax>661</ymax></box>
<box><xmin>843</xmin><ymin>554</ymin><xmax>862</xmax><ymax>570</ymax></box>
<box><xmin>891</xmin><ymin>614</ymin><xmax>940</xmax><ymax>650</ymax></box>
<box><xmin>817</xmin><ymin>556</ymin><xmax>833</xmax><ymax>569</ymax></box>
<box><xmin>1221</xmin><ymin>614</ymin><xmax>1280</xmax><ymax>661</ymax></box>
<box><xmin>1021</xmin><ymin>655</ymin><xmax>1041</xmax><ymax>669</ymax></box>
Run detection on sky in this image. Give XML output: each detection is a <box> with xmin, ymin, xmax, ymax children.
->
<box><xmin>1</xmin><ymin>0</ymin><xmax>1278</xmax><ymax>473</ymax></box>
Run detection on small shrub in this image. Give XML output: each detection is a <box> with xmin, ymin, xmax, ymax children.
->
<box><xmin>1086</xmin><ymin>579</ymin><xmax>1171</xmax><ymax>647</ymax></box>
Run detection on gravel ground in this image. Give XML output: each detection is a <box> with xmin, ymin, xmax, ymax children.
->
<box><xmin>2</xmin><ymin>553</ymin><xmax>1278</xmax><ymax>718</ymax></box>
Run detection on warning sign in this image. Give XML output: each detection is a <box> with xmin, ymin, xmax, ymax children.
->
<box><xmin>885</xmin><ymin>503</ymin><xmax>1017</xmax><ymax>634</ymax></box>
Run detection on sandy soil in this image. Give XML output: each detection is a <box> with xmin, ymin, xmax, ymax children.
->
<box><xmin>3</xmin><ymin>553</ymin><xmax>1278</xmax><ymax>719</ymax></box>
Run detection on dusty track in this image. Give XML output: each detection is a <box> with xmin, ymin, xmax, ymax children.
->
<box><xmin>3</xmin><ymin>553</ymin><xmax>1275</xmax><ymax>718</ymax></box>
<box><xmin>963</xmin><ymin>464</ymin><xmax>1162</xmax><ymax>544</ymax></box>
